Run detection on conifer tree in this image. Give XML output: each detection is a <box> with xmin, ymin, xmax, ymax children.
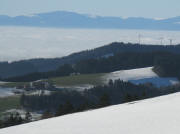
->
<box><xmin>98</xmin><ymin>94</ymin><xmax>111</xmax><ymax>108</ymax></box>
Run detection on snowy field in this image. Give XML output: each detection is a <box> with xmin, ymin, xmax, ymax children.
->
<box><xmin>3</xmin><ymin>109</ymin><xmax>42</xmax><ymax>121</ymax></box>
<box><xmin>1</xmin><ymin>27</ymin><xmax>180</xmax><ymax>61</ymax></box>
<box><xmin>0</xmin><ymin>88</ymin><xmax>15</xmax><ymax>98</ymax></box>
<box><xmin>103</xmin><ymin>67</ymin><xmax>179</xmax><ymax>87</ymax></box>
<box><xmin>56</xmin><ymin>84</ymin><xmax>94</xmax><ymax>91</ymax></box>
<box><xmin>53</xmin><ymin>67</ymin><xmax>179</xmax><ymax>90</ymax></box>
<box><xmin>0</xmin><ymin>87</ymin><xmax>50</xmax><ymax>98</ymax></box>
<box><xmin>1</xmin><ymin>92</ymin><xmax>180</xmax><ymax>134</ymax></box>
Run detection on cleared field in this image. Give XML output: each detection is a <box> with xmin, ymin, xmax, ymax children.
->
<box><xmin>0</xmin><ymin>96</ymin><xmax>21</xmax><ymax>113</ymax></box>
<box><xmin>0</xmin><ymin>82</ymin><xmax>28</xmax><ymax>88</ymax></box>
<box><xmin>49</xmin><ymin>67</ymin><xmax>179</xmax><ymax>88</ymax></box>
<box><xmin>1</xmin><ymin>74</ymin><xmax>106</xmax><ymax>89</ymax></box>
<box><xmin>49</xmin><ymin>73</ymin><xmax>105</xmax><ymax>87</ymax></box>
<box><xmin>1</xmin><ymin>67</ymin><xmax>179</xmax><ymax>89</ymax></box>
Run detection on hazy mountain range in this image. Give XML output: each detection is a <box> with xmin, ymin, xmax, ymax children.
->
<box><xmin>0</xmin><ymin>11</ymin><xmax>180</xmax><ymax>30</ymax></box>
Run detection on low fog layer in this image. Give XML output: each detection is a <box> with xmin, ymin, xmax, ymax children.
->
<box><xmin>1</xmin><ymin>27</ymin><xmax>180</xmax><ymax>61</ymax></box>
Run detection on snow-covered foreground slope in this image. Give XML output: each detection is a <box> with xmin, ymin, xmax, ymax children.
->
<box><xmin>1</xmin><ymin>92</ymin><xmax>180</xmax><ymax>134</ymax></box>
<box><xmin>103</xmin><ymin>67</ymin><xmax>179</xmax><ymax>87</ymax></box>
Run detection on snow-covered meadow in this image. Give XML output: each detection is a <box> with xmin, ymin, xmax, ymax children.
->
<box><xmin>0</xmin><ymin>88</ymin><xmax>15</xmax><ymax>98</ymax></box>
<box><xmin>54</xmin><ymin>67</ymin><xmax>179</xmax><ymax>90</ymax></box>
<box><xmin>103</xmin><ymin>67</ymin><xmax>179</xmax><ymax>87</ymax></box>
<box><xmin>1</xmin><ymin>92</ymin><xmax>180</xmax><ymax>134</ymax></box>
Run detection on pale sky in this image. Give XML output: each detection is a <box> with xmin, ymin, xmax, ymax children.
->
<box><xmin>0</xmin><ymin>0</ymin><xmax>180</xmax><ymax>18</ymax></box>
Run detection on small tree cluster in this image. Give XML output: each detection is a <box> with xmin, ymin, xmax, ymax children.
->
<box><xmin>0</xmin><ymin>112</ymin><xmax>32</xmax><ymax>128</ymax></box>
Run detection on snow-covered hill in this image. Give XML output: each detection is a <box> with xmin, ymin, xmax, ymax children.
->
<box><xmin>1</xmin><ymin>92</ymin><xmax>180</xmax><ymax>134</ymax></box>
<box><xmin>103</xmin><ymin>67</ymin><xmax>179</xmax><ymax>87</ymax></box>
<box><xmin>52</xmin><ymin>67</ymin><xmax>179</xmax><ymax>90</ymax></box>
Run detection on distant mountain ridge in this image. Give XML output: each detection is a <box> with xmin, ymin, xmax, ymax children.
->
<box><xmin>0</xmin><ymin>11</ymin><xmax>180</xmax><ymax>30</ymax></box>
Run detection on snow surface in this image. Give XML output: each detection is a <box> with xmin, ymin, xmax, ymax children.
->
<box><xmin>28</xmin><ymin>90</ymin><xmax>51</xmax><ymax>96</ymax></box>
<box><xmin>103</xmin><ymin>67</ymin><xmax>179</xmax><ymax>87</ymax></box>
<box><xmin>3</xmin><ymin>109</ymin><xmax>42</xmax><ymax>121</ymax></box>
<box><xmin>1</xmin><ymin>92</ymin><xmax>180</xmax><ymax>134</ymax></box>
<box><xmin>0</xmin><ymin>88</ymin><xmax>15</xmax><ymax>98</ymax></box>
<box><xmin>0</xmin><ymin>81</ymin><xmax>9</xmax><ymax>84</ymax></box>
<box><xmin>56</xmin><ymin>84</ymin><xmax>94</xmax><ymax>91</ymax></box>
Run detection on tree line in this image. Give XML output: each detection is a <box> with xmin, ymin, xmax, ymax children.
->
<box><xmin>153</xmin><ymin>54</ymin><xmax>180</xmax><ymax>79</ymax></box>
<box><xmin>2</xmin><ymin>79</ymin><xmax>180</xmax><ymax>128</ymax></box>
<box><xmin>1</xmin><ymin>42</ymin><xmax>180</xmax><ymax>79</ymax></box>
<box><xmin>3</xmin><ymin>51</ymin><xmax>180</xmax><ymax>82</ymax></box>
<box><xmin>20</xmin><ymin>79</ymin><xmax>180</xmax><ymax>114</ymax></box>
<box><xmin>0</xmin><ymin>112</ymin><xmax>32</xmax><ymax>128</ymax></box>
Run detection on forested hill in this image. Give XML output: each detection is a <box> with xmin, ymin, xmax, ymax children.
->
<box><xmin>4</xmin><ymin>51</ymin><xmax>180</xmax><ymax>82</ymax></box>
<box><xmin>1</xmin><ymin>42</ymin><xmax>180</xmax><ymax>78</ymax></box>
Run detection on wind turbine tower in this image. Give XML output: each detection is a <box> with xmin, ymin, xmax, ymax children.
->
<box><xmin>159</xmin><ymin>37</ymin><xmax>164</xmax><ymax>45</ymax></box>
<box><xmin>169</xmin><ymin>39</ymin><xmax>173</xmax><ymax>45</ymax></box>
<box><xmin>138</xmin><ymin>34</ymin><xmax>142</xmax><ymax>45</ymax></box>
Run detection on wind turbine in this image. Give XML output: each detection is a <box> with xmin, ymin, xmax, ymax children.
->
<box><xmin>169</xmin><ymin>39</ymin><xmax>173</xmax><ymax>45</ymax></box>
<box><xmin>138</xmin><ymin>34</ymin><xmax>142</xmax><ymax>45</ymax></box>
<box><xmin>159</xmin><ymin>37</ymin><xmax>164</xmax><ymax>45</ymax></box>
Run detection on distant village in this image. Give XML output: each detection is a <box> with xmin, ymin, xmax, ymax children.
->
<box><xmin>15</xmin><ymin>81</ymin><xmax>56</xmax><ymax>92</ymax></box>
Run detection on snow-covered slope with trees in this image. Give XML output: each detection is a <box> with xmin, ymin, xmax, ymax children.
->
<box><xmin>103</xmin><ymin>67</ymin><xmax>179</xmax><ymax>87</ymax></box>
<box><xmin>1</xmin><ymin>92</ymin><xmax>180</xmax><ymax>134</ymax></box>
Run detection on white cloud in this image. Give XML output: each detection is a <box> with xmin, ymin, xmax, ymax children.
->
<box><xmin>86</xmin><ymin>14</ymin><xmax>98</xmax><ymax>18</ymax></box>
<box><xmin>153</xmin><ymin>18</ymin><xmax>166</xmax><ymax>20</ymax></box>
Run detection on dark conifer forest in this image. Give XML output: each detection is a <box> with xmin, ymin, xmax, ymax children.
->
<box><xmin>1</xmin><ymin>42</ymin><xmax>180</xmax><ymax>79</ymax></box>
<box><xmin>3</xmin><ymin>51</ymin><xmax>180</xmax><ymax>82</ymax></box>
<box><xmin>20</xmin><ymin>79</ymin><xmax>180</xmax><ymax>112</ymax></box>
